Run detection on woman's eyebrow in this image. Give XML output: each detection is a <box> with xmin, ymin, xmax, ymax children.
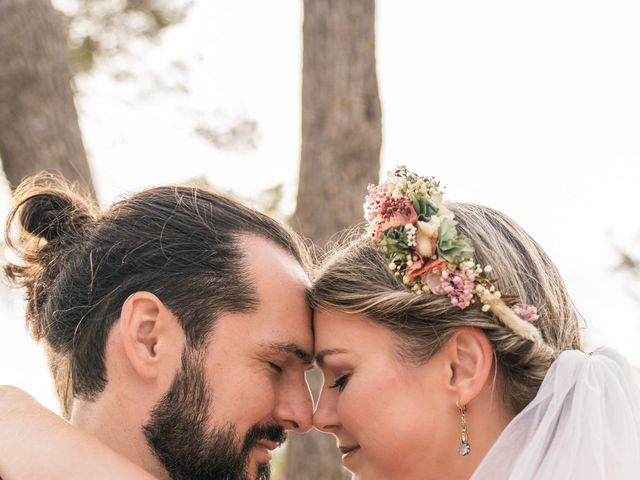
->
<box><xmin>315</xmin><ymin>348</ymin><xmax>349</xmax><ymax>367</ymax></box>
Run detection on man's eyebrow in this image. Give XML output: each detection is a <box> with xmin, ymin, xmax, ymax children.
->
<box><xmin>315</xmin><ymin>348</ymin><xmax>349</xmax><ymax>368</ymax></box>
<box><xmin>265</xmin><ymin>342</ymin><xmax>313</xmax><ymax>365</ymax></box>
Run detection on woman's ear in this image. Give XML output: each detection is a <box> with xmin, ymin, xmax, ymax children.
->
<box><xmin>117</xmin><ymin>291</ymin><xmax>185</xmax><ymax>381</ymax></box>
<box><xmin>443</xmin><ymin>327</ymin><xmax>494</xmax><ymax>405</ymax></box>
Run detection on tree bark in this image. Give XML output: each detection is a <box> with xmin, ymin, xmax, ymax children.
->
<box><xmin>0</xmin><ymin>0</ymin><xmax>95</xmax><ymax>196</ymax></box>
<box><xmin>293</xmin><ymin>0</ymin><xmax>382</xmax><ymax>247</ymax></box>
<box><xmin>287</xmin><ymin>0</ymin><xmax>381</xmax><ymax>478</ymax></box>
<box><xmin>0</xmin><ymin>0</ymin><xmax>96</xmax><ymax>418</ymax></box>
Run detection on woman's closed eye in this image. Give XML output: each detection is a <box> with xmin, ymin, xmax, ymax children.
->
<box><xmin>328</xmin><ymin>374</ymin><xmax>350</xmax><ymax>392</ymax></box>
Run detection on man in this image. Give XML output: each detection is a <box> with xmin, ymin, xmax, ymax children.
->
<box><xmin>0</xmin><ymin>176</ymin><xmax>314</xmax><ymax>479</ymax></box>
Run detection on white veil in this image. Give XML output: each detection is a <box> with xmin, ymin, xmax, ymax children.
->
<box><xmin>471</xmin><ymin>348</ymin><xmax>640</xmax><ymax>479</ymax></box>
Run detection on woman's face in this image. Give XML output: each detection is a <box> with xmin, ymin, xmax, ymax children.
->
<box><xmin>313</xmin><ymin>309</ymin><xmax>461</xmax><ymax>480</ymax></box>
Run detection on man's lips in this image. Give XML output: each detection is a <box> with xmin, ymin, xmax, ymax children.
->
<box><xmin>255</xmin><ymin>440</ymin><xmax>279</xmax><ymax>451</ymax></box>
<box><xmin>253</xmin><ymin>440</ymin><xmax>279</xmax><ymax>461</ymax></box>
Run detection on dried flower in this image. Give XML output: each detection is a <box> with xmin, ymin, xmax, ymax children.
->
<box><xmin>439</xmin><ymin>268</ymin><xmax>476</xmax><ymax>309</ymax></box>
<box><xmin>512</xmin><ymin>303</ymin><xmax>540</xmax><ymax>322</ymax></box>
<box><xmin>364</xmin><ymin>166</ymin><xmax>541</xmax><ymax>325</ymax></box>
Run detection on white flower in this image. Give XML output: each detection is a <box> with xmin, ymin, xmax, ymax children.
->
<box><xmin>405</xmin><ymin>223</ymin><xmax>417</xmax><ymax>247</ymax></box>
<box><xmin>460</xmin><ymin>260</ymin><xmax>475</xmax><ymax>271</ymax></box>
<box><xmin>415</xmin><ymin>216</ymin><xmax>441</xmax><ymax>258</ymax></box>
<box><xmin>432</xmin><ymin>193</ymin><xmax>454</xmax><ymax>215</ymax></box>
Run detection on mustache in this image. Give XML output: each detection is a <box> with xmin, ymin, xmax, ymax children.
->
<box><xmin>243</xmin><ymin>422</ymin><xmax>287</xmax><ymax>449</ymax></box>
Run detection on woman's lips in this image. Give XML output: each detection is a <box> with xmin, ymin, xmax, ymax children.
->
<box><xmin>339</xmin><ymin>445</ymin><xmax>361</xmax><ymax>463</ymax></box>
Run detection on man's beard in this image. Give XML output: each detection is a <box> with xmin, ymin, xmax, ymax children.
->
<box><xmin>142</xmin><ymin>348</ymin><xmax>286</xmax><ymax>480</ymax></box>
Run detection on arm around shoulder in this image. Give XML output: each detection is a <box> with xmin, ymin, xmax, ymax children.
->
<box><xmin>0</xmin><ymin>385</ymin><xmax>156</xmax><ymax>480</ymax></box>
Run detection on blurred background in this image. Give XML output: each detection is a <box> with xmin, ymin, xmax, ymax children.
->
<box><xmin>1</xmin><ymin>1</ymin><xmax>639</xmax><ymax>478</ymax></box>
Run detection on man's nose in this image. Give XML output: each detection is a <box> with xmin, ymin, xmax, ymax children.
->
<box><xmin>273</xmin><ymin>375</ymin><xmax>314</xmax><ymax>433</ymax></box>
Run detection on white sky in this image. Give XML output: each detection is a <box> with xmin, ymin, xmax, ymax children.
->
<box><xmin>1</xmin><ymin>0</ymin><xmax>639</xmax><ymax>413</ymax></box>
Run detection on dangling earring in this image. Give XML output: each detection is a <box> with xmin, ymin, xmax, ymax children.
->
<box><xmin>456</xmin><ymin>401</ymin><xmax>470</xmax><ymax>456</ymax></box>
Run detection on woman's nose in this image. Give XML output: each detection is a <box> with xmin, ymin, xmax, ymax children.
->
<box><xmin>312</xmin><ymin>388</ymin><xmax>340</xmax><ymax>433</ymax></box>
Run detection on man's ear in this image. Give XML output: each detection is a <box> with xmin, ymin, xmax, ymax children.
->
<box><xmin>118</xmin><ymin>291</ymin><xmax>185</xmax><ymax>381</ymax></box>
<box><xmin>442</xmin><ymin>327</ymin><xmax>494</xmax><ymax>406</ymax></box>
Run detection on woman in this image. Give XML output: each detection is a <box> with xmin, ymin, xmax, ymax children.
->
<box><xmin>2</xmin><ymin>167</ymin><xmax>640</xmax><ymax>479</ymax></box>
<box><xmin>309</xmin><ymin>166</ymin><xmax>640</xmax><ymax>479</ymax></box>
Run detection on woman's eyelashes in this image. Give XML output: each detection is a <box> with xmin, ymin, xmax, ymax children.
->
<box><xmin>328</xmin><ymin>374</ymin><xmax>350</xmax><ymax>392</ymax></box>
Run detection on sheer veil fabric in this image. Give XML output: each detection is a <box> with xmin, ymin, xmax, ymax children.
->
<box><xmin>471</xmin><ymin>348</ymin><xmax>640</xmax><ymax>479</ymax></box>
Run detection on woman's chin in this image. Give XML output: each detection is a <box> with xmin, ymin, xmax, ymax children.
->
<box><xmin>341</xmin><ymin>445</ymin><xmax>361</xmax><ymax>470</ymax></box>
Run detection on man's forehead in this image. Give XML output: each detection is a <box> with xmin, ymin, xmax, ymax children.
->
<box><xmin>240</xmin><ymin>235</ymin><xmax>308</xmax><ymax>277</ymax></box>
<box><xmin>240</xmin><ymin>236</ymin><xmax>312</xmax><ymax>308</ymax></box>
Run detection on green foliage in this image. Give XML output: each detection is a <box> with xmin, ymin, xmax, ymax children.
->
<box><xmin>616</xmin><ymin>243</ymin><xmax>640</xmax><ymax>301</ymax></box>
<box><xmin>54</xmin><ymin>0</ymin><xmax>193</xmax><ymax>74</ymax></box>
<box><xmin>53</xmin><ymin>0</ymin><xmax>260</xmax><ymax>153</ymax></box>
<box><xmin>436</xmin><ymin>217</ymin><xmax>474</xmax><ymax>263</ymax></box>
<box><xmin>617</xmin><ymin>249</ymin><xmax>640</xmax><ymax>274</ymax></box>
<box><xmin>379</xmin><ymin>227</ymin><xmax>410</xmax><ymax>263</ymax></box>
<box><xmin>184</xmin><ymin>176</ymin><xmax>286</xmax><ymax>222</ymax></box>
<box><xmin>194</xmin><ymin>120</ymin><xmax>260</xmax><ymax>152</ymax></box>
<box><xmin>410</xmin><ymin>193</ymin><xmax>439</xmax><ymax>221</ymax></box>
<box><xmin>257</xmin><ymin>183</ymin><xmax>285</xmax><ymax>217</ymax></box>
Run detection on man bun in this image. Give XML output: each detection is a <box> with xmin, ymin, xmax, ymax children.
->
<box><xmin>9</xmin><ymin>172</ymin><xmax>97</xmax><ymax>244</ymax></box>
<box><xmin>4</xmin><ymin>173</ymin><xmax>98</xmax><ymax>341</ymax></box>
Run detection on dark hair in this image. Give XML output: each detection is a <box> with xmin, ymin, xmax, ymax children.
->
<box><xmin>5</xmin><ymin>173</ymin><xmax>308</xmax><ymax>412</ymax></box>
<box><xmin>312</xmin><ymin>203</ymin><xmax>583</xmax><ymax>414</ymax></box>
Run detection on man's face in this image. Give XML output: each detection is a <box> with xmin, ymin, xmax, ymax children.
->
<box><xmin>144</xmin><ymin>236</ymin><xmax>314</xmax><ymax>479</ymax></box>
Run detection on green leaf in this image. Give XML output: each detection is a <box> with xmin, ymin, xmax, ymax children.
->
<box><xmin>410</xmin><ymin>194</ymin><xmax>439</xmax><ymax>221</ymax></box>
<box><xmin>379</xmin><ymin>227</ymin><xmax>410</xmax><ymax>260</ymax></box>
<box><xmin>436</xmin><ymin>218</ymin><xmax>474</xmax><ymax>263</ymax></box>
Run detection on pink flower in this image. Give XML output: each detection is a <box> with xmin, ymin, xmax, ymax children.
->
<box><xmin>439</xmin><ymin>268</ymin><xmax>476</xmax><ymax>309</ymax></box>
<box><xmin>512</xmin><ymin>303</ymin><xmax>539</xmax><ymax>322</ymax></box>
<box><xmin>364</xmin><ymin>184</ymin><xmax>418</xmax><ymax>239</ymax></box>
<box><xmin>364</xmin><ymin>183</ymin><xmax>389</xmax><ymax>223</ymax></box>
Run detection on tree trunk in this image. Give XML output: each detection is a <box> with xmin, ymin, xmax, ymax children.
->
<box><xmin>293</xmin><ymin>0</ymin><xmax>382</xmax><ymax>247</ymax></box>
<box><xmin>0</xmin><ymin>0</ymin><xmax>95</xmax><ymax>196</ymax></box>
<box><xmin>287</xmin><ymin>0</ymin><xmax>381</xmax><ymax>478</ymax></box>
<box><xmin>0</xmin><ymin>0</ymin><xmax>96</xmax><ymax>418</ymax></box>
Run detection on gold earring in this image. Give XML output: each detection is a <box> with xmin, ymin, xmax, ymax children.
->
<box><xmin>456</xmin><ymin>401</ymin><xmax>470</xmax><ymax>456</ymax></box>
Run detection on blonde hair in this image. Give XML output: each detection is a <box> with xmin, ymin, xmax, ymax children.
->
<box><xmin>311</xmin><ymin>202</ymin><xmax>583</xmax><ymax>413</ymax></box>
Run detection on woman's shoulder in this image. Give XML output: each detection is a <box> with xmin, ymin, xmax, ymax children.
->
<box><xmin>0</xmin><ymin>385</ymin><xmax>42</xmax><ymax>414</ymax></box>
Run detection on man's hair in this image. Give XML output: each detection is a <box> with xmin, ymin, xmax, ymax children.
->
<box><xmin>5</xmin><ymin>173</ymin><xmax>308</xmax><ymax>414</ymax></box>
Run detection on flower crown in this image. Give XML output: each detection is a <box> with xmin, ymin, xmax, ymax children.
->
<box><xmin>364</xmin><ymin>166</ymin><xmax>539</xmax><ymax>325</ymax></box>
